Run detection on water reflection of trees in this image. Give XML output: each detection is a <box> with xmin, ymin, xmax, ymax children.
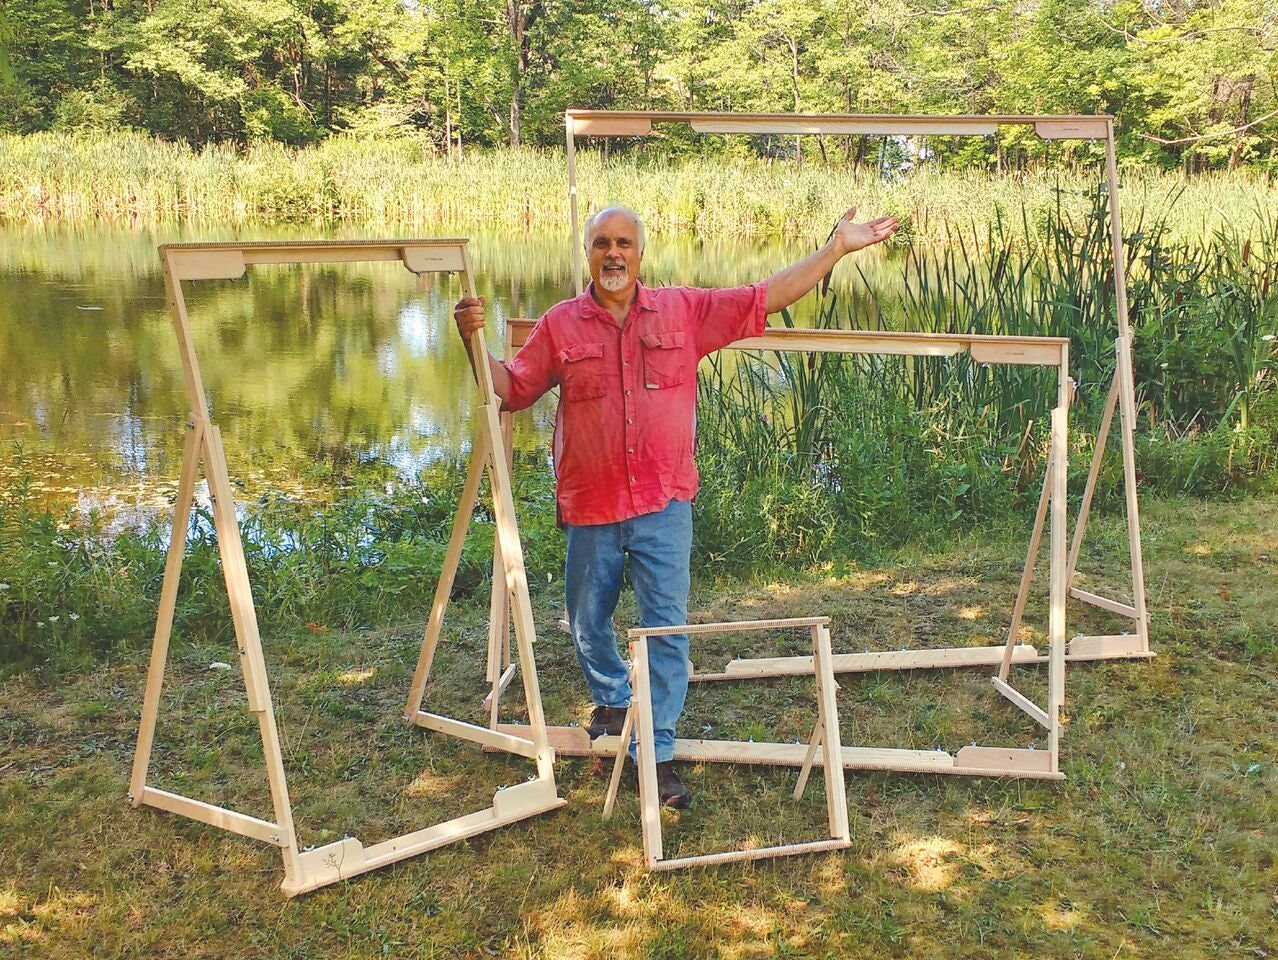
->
<box><xmin>0</xmin><ymin>223</ymin><xmax>910</xmax><ymax>490</ymax></box>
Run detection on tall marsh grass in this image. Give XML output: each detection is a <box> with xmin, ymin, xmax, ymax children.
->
<box><xmin>2</xmin><ymin>131</ymin><xmax>1276</xmax><ymax>244</ymax></box>
<box><xmin>694</xmin><ymin>189</ymin><xmax>1278</xmax><ymax>565</ymax></box>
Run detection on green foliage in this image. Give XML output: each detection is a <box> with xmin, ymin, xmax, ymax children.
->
<box><xmin>1</xmin><ymin>0</ymin><xmax>1277</xmax><ymax>169</ymax></box>
<box><xmin>0</xmin><ymin>453</ymin><xmax>563</xmax><ymax>675</ymax></box>
<box><xmin>692</xmin><ymin>190</ymin><xmax>1278</xmax><ymax>569</ymax></box>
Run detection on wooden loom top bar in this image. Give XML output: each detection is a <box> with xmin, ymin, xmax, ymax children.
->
<box><xmin>728</xmin><ymin>328</ymin><xmax>1069</xmax><ymax>367</ymax></box>
<box><xmin>160</xmin><ymin>239</ymin><xmax>472</xmax><ymax>281</ymax></box>
<box><xmin>159</xmin><ymin>239</ymin><xmax>469</xmax><ymax>252</ymax></box>
<box><xmin>566</xmin><ymin>110</ymin><xmax>1112</xmax><ymax>140</ymax></box>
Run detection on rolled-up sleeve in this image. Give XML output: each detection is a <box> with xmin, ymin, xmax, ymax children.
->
<box><xmin>502</xmin><ymin>317</ymin><xmax>558</xmax><ymax>412</ymax></box>
<box><xmin>693</xmin><ymin>282</ymin><xmax>768</xmax><ymax>357</ymax></box>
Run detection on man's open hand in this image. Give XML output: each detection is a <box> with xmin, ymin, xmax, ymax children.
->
<box><xmin>831</xmin><ymin>207</ymin><xmax>900</xmax><ymax>255</ymax></box>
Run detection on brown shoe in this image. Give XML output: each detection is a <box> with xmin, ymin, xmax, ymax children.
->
<box><xmin>587</xmin><ymin>705</ymin><xmax>627</xmax><ymax>739</ymax></box>
<box><xmin>656</xmin><ymin>761</ymin><xmax>692</xmax><ymax>809</ymax></box>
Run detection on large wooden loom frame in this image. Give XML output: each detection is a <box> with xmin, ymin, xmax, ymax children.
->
<box><xmin>564</xmin><ymin>110</ymin><xmax>1152</xmax><ymax>672</ymax></box>
<box><xmin>129</xmin><ymin>239</ymin><xmax>564</xmax><ymax>898</ymax></box>
<box><xmin>605</xmin><ymin>618</ymin><xmax>851</xmax><ymax>870</ymax></box>
<box><xmin>486</xmin><ymin>324</ymin><xmax>1073</xmax><ymax>779</ymax></box>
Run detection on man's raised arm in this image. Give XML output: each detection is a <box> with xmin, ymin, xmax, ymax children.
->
<box><xmin>763</xmin><ymin>207</ymin><xmax>900</xmax><ymax>314</ymax></box>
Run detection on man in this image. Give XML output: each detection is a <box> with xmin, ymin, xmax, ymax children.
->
<box><xmin>455</xmin><ymin>204</ymin><xmax>899</xmax><ymax>807</ymax></box>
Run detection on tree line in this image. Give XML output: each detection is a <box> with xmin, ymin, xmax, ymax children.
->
<box><xmin>1</xmin><ymin>0</ymin><xmax>1275</xmax><ymax>170</ymax></box>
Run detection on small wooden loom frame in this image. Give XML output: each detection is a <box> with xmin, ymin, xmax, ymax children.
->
<box><xmin>491</xmin><ymin>327</ymin><xmax>1072</xmax><ymax>780</ymax></box>
<box><xmin>602</xmin><ymin>618</ymin><xmax>850</xmax><ymax>870</ymax></box>
<box><xmin>564</xmin><ymin>109</ymin><xmax>1152</xmax><ymax>665</ymax></box>
<box><xmin>129</xmin><ymin>240</ymin><xmax>564</xmax><ymax>898</ymax></box>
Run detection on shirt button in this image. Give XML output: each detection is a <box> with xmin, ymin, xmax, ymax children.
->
<box><xmin>630</xmin><ymin>476</ymin><xmax>637</xmax><ymax>482</ymax></box>
<box><xmin>628</xmin><ymin>448</ymin><xmax>634</xmax><ymax>454</ymax></box>
<box><xmin>625</xmin><ymin>389</ymin><xmax>632</xmax><ymax>396</ymax></box>
<box><xmin>627</xmin><ymin>418</ymin><xmax>633</xmax><ymax>424</ymax></box>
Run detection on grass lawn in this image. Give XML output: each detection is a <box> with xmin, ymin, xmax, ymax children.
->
<box><xmin>2</xmin><ymin>494</ymin><xmax>1275</xmax><ymax>958</ymax></box>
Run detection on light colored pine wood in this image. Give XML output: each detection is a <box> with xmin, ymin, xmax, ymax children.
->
<box><xmin>137</xmin><ymin>239</ymin><xmax>563</xmax><ymax>898</ymax></box>
<box><xmin>129</xmin><ymin>418</ymin><xmax>204</xmax><ymax>801</ymax></box>
<box><xmin>567</xmin><ymin>111</ymin><xmax>1151</xmax><ymax>677</ymax></box>
<box><xmin>280</xmin><ymin>779</ymin><xmax>566</xmax><ymax>897</ymax></box>
<box><xmin>1116</xmin><ymin>335</ymin><xmax>1152</xmax><ymax>652</ymax></box>
<box><xmin>620</xmin><ymin>619</ymin><xmax>853</xmax><ymax>870</ymax></box>
<box><xmin>1048</xmin><ymin>367</ymin><xmax>1070</xmax><ymax>771</ymax></box>
<box><xmin>484</xmin><ymin>317</ymin><xmax>531</xmax><ymax>726</ymax></box>
<box><xmin>602</xmin><ymin>699</ymin><xmax>637</xmax><ymax>821</ymax></box>
<box><xmin>572</xmin><ymin>116</ymin><xmax>655</xmax><ymax>136</ymax></box>
<box><xmin>567</xmin><ymin>114</ymin><xmax>584</xmax><ymax>296</ymax></box>
<box><xmin>814</xmin><ymin>624</ymin><xmax>850</xmax><ymax>841</ymax></box>
<box><xmin>139</xmin><ymin>787</ymin><xmax>284</xmax><ymax>846</ymax></box>
<box><xmin>728</xmin><ymin>329</ymin><xmax>1069</xmax><ymax>362</ymax></box>
<box><xmin>990</xmin><ymin>676</ymin><xmax>1051</xmax><ymax>729</ymax></box>
<box><xmin>202</xmin><ymin>424</ymin><xmax>303</xmax><ymax>880</ymax></box>
<box><xmin>650</xmin><ymin>838</ymin><xmax>852</xmax><ymax>871</ymax></box>
<box><xmin>166</xmin><ymin>248</ymin><xmax>246</xmax><ymax>282</ymax></box>
<box><xmin>1067</xmin><ymin>371</ymin><xmax>1120</xmax><ymax>584</ymax></box>
<box><xmin>1001</xmin><ymin>453</ymin><xmax>1053</xmax><ymax>681</ymax></box>
<box><xmin>565</xmin><ymin>110</ymin><xmax>1113</xmax><ymax>141</ymax></box>
<box><xmin>629</xmin><ymin>616</ymin><xmax>829</xmax><ymax>639</ymax></box>
<box><xmin>1069</xmin><ymin>588</ymin><xmax>1139</xmax><ymax>621</ymax></box>
<box><xmin>793</xmin><ymin>719</ymin><xmax>823</xmax><ymax>801</ymax></box>
<box><xmin>408</xmin><ymin>711</ymin><xmax>539</xmax><ymax>758</ymax></box>
<box><xmin>494</xmin><ymin>727</ymin><xmax>1067</xmax><ymax>778</ymax></box>
<box><xmin>482</xmin><ymin>663</ymin><xmax>518</xmax><ymax>714</ymax></box>
<box><xmin>704</xmin><ymin>643</ymin><xmax>1041</xmax><ymax>682</ymax></box>
<box><xmin>1068</xmin><ymin>634</ymin><xmax>1149</xmax><ymax>658</ymax></box>
<box><xmin>1035</xmin><ymin>118</ymin><xmax>1110</xmax><ymax>139</ymax></box>
<box><xmin>693</xmin><ymin>117</ymin><xmax>998</xmax><ymax>136</ymax></box>
<box><xmin>404</xmin><ymin>425</ymin><xmax>489</xmax><ymax>717</ymax></box>
<box><xmin>630</xmin><ymin>637</ymin><xmax>663</xmax><ymax>866</ymax></box>
<box><xmin>954</xmin><ymin>746</ymin><xmax>1055</xmax><ymax>774</ymax></box>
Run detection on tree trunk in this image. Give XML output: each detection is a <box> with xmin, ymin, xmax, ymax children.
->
<box><xmin>506</xmin><ymin>0</ymin><xmax>541</xmax><ymax>147</ymax></box>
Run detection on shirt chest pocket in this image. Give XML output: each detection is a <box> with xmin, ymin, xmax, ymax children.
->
<box><xmin>639</xmin><ymin>330</ymin><xmax>687</xmax><ymax>389</ymax></box>
<box><xmin>559</xmin><ymin>341</ymin><xmax>608</xmax><ymax>402</ymax></box>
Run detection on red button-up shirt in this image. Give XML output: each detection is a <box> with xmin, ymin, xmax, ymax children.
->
<box><xmin>504</xmin><ymin>281</ymin><xmax>768</xmax><ymax>526</ymax></box>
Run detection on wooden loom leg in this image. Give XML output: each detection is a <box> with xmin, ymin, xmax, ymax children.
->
<box><xmin>481</xmin><ymin>405</ymin><xmax>555</xmax><ymax>780</ymax></box>
<box><xmin>602</xmin><ymin>697</ymin><xmax>637</xmax><ymax>821</ymax></box>
<box><xmin>1067</xmin><ymin>370</ymin><xmax>1119</xmax><ymax>585</ymax></box>
<box><xmin>129</xmin><ymin>419</ymin><xmax>204</xmax><ymax>802</ymax></box>
<box><xmin>1116</xmin><ymin>336</ymin><xmax>1151</xmax><ymax>651</ymax></box>
<box><xmin>1000</xmin><ymin>449</ymin><xmax>1053</xmax><ymax>682</ymax></box>
<box><xmin>485</xmin><ymin>405</ymin><xmax>517</xmax><ymax>728</ymax></box>
<box><xmin>404</xmin><ymin>425</ymin><xmax>490</xmax><ymax>718</ymax></box>
<box><xmin>1048</xmin><ymin>383</ymin><xmax>1069</xmax><ymax>772</ymax></box>
<box><xmin>631</xmin><ymin>636</ymin><xmax>663</xmax><ymax>866</ymax></box>
<box><xmin>815</xmin><ymin>624</ymin><xmax>850</xmax><ymax>841</ymax></box>
<box><xmin>793</xmin><ymin>718</ymin><xmax>823</xmax><ymax>802</ymax></box>
<box><xmin>203</xmin><ymin>425</ymin><xmax>300</xmax><ymax>877</ymax></box>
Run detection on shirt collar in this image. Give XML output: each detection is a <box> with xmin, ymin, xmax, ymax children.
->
<box><xmin>579</xmin><ymin>280</ymin><xmax>657</xmax><ymax>322</ymax></box>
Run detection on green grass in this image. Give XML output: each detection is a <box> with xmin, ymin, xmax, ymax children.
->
<box><xmin>1</xmin><ymin>493</ymin><xmax>1274</xmax><ymax>957</ymax></box>
<box><xmin>2</xmin><ymin>131</ymin><xmax>1277</xmax><ymax>245</ymax></box>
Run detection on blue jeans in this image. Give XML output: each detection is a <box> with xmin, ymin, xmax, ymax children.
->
<box><xmin>563</xmin><ymin>499</ymin><xmax>692</xmax><ymax>763</ymax></box>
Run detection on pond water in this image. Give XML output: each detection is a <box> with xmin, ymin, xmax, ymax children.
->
<box><xmin>0</xmin><ymin>221</ymin><xmax>909</xmax><ymax>513</ymax></box>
